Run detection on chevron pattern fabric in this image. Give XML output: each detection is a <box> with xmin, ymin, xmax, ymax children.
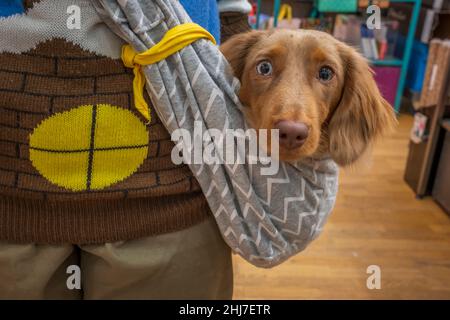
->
<box><xmin>93</xmin><ymin>0</ymin><xmax>339</xmax><ymax>268</ymax></box>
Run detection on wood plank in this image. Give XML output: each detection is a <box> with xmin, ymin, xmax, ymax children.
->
<box><xmin>232</xmin><ymin>114</ymin><xmax>450</xmax><ymax>299</ymax></box>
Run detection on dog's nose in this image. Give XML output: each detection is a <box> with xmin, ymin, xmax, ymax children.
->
<box><xmin>274</xmin><ymin>120</ymin><xmax>309</xmax><ymax>150</ymax></box>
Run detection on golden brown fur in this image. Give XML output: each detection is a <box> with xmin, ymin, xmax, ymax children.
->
<box><xmin>220</xmin><ymin>29</ymin><xmax>397</xmax><ymax>166</ymax></box>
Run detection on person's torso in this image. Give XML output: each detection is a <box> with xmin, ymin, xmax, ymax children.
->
<box><xmin>0</xmin><ymin>0</ymin><xmax>201</xmax><ymax>202</ymax></box>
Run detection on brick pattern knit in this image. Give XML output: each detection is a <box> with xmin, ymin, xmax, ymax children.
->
<box><xmin>0</xmin><ymin>0</ymin><xmax>211</xmax><ymax>244</ymax></box>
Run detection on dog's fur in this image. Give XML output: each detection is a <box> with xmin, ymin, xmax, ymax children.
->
<box><xmin>220</xmin><ymin>29</ymin><xmax>397</xmax><ymax>166</ymax></box>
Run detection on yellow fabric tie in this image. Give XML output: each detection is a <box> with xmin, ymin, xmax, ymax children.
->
<box><xmin>122</xmin><ymin>22</ymin><xmax>216</xmax><ymax>122</ymax></box>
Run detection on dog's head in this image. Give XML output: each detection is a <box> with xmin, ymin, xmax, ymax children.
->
<box><xmin>220</xmin><ymin>29</ymin><xmax>397</xmax><ymax>166</ymax></box>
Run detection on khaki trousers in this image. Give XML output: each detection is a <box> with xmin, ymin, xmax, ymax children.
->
<box><xmin>0</xmin><ymin>217</ymin><xmax>233</xmax><ymax>299</ymax></box>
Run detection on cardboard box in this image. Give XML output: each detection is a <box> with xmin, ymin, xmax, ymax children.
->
<box><xmin>419</xmin><ymin>39</ymin><xmax>450</xmax><ymax>108</ymax></box>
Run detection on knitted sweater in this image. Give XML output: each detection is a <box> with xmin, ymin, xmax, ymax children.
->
<box><xmin>0</xmin><ymin>0</ymin><xmax>213</xmax><ymax>244</ymax></box>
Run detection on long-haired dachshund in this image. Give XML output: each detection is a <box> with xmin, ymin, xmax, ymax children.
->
<box><xmin>220</xmin><ymin>29</ymin><xmax>397</xmax><ymax>166</ymax></box>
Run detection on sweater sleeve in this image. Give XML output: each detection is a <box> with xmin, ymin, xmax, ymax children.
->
<box><xmin>180</xmin><ymin>0</ymin><xmax>220</xmax><ymax>44</ymax></box>
<box><xmin>0</xmin><ymin>0</ymin><xmax>24</xmax><ymax>17</ymax></box>
<box><xmin>217</xmin><ymin>0</ymin><xmax>252</xmax><ymax>13</ymax></box>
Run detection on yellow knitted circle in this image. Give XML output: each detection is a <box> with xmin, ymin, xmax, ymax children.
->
<box><xmin>29</xmin><ymin>104</ymin><xmax>149</xmax><ymax>191</ymax></box>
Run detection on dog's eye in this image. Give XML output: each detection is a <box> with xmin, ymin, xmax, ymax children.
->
<box><xmin>256</xmin><ymin>61</ymin><xmax>273</xmax><ymax>76</ymax></box>
<box><xmin>318</xmin><ymin>66</ymin><xmax>334</xmax><ymax>82</ymax></box>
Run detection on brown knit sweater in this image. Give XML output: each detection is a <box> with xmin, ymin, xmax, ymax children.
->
<box><xmin>0</xmin><ymin>2</ymin><xmax>211</xmax><ymax>244</ymax></box>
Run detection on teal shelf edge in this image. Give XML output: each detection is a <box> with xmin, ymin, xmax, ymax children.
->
<box><xmin>256</xmin><ymin>0</ymin><xmax>422</xmax><ymax>112</ymax></box>
<box><xmin>370</xmin><ymin>58</ymin><xmax>403</xmax><ymax>66</ymax></box>
<box><xmin>369</xmin><ymin>59</ymin><xmax>403</xmax><ymax>67</ymax></box>
<box><xmin>394</xmin><ymin>0</ymin><xmax>422</xmax><ymax>112</ymax></box>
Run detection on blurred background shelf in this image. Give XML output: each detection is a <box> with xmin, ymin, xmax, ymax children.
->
<box><xmin>371</xmin><ymin>57</ymin><xmax>404</xmax><ymax>66</ymax></box>
<box><xmin>254</xmin><ymin>0</ymin><xmax>423</xmax><ymax>112</ymax></box>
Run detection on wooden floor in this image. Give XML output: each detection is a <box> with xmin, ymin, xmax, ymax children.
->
<box><xmin>232</xmin><ymin>114</ymin><xmax>450</xmax><ymax>299</ymax></box>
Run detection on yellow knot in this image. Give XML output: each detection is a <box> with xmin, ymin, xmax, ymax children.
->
<box><xmin>122</xmin><ymin>44</ymin><xmax>138</xmax><ymax>69</ymax></box>
<box><xmin>121</xmin><ymin>23</ymin><xmax>216</xmax><ymax>122</ymax></box>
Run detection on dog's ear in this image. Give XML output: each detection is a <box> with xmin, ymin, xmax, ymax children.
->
<box><xmin>220</xmin><ymin>30</ymin><xmax>265</xmax><ymax>79</ymax></box>
<box><xmin>328</xmin><ymin>44</ymin><xmax>397</xmax><ymax>166</ymax></box>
